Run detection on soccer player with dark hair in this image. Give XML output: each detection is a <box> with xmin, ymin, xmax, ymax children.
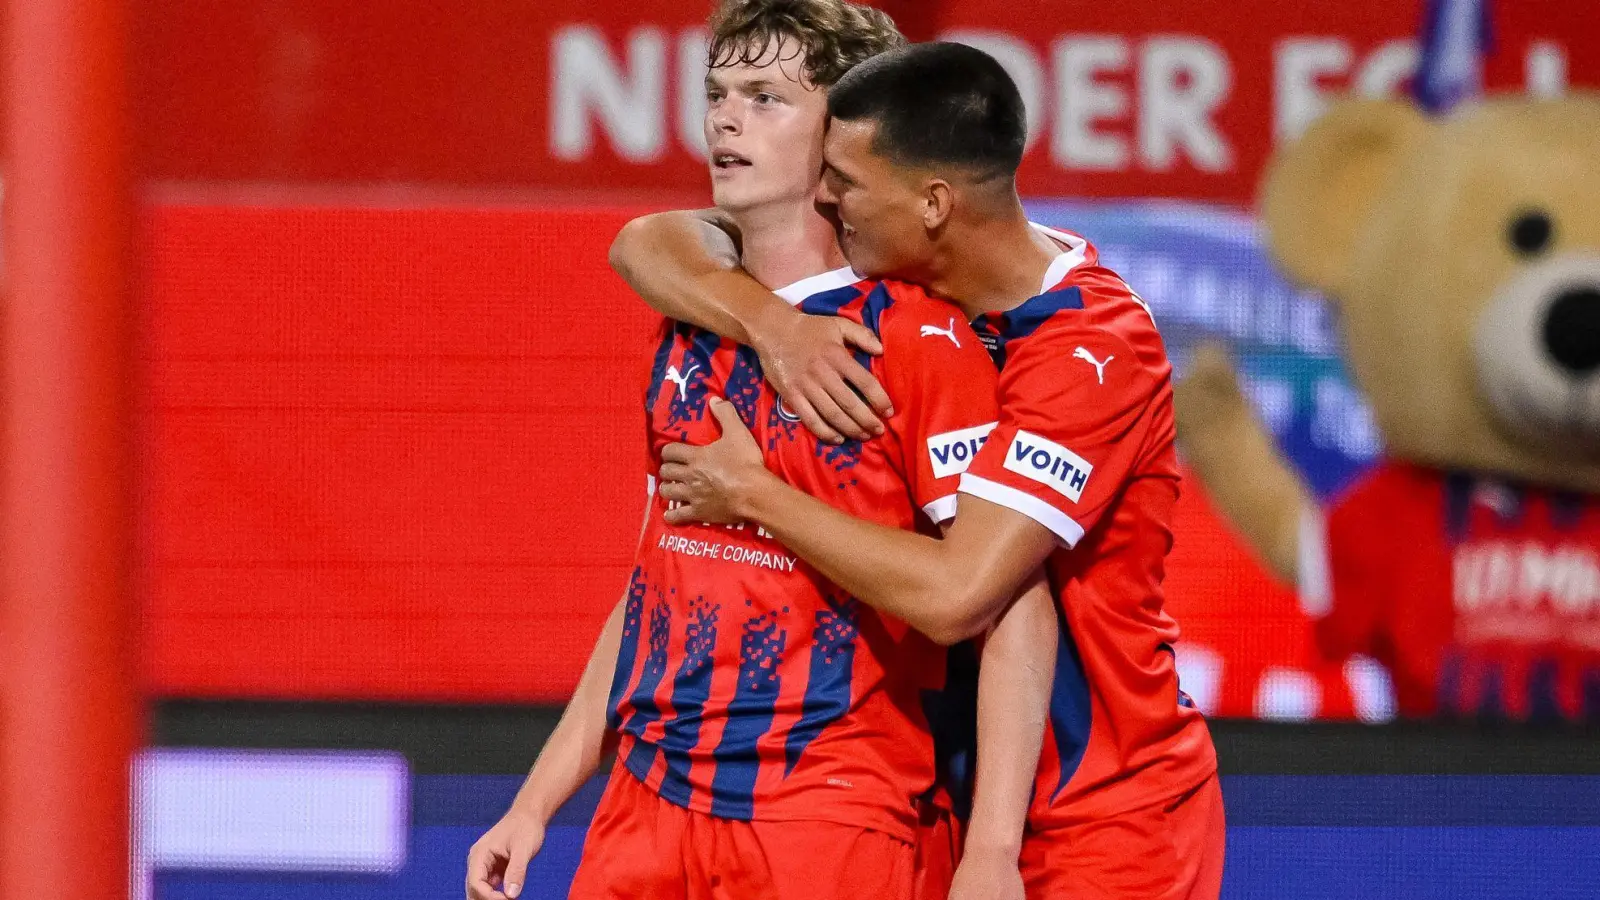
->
<box><xmin>469</xmin><ymin>10</ymin><xmax>1056</xmax><ymax>900</ymax></box>
<box><xmin>642</xmin><ymin>42</ymin><xmax>1227</xmax><ymax>900</ymax></box>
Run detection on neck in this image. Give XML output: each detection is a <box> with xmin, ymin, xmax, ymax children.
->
<box><xmin>728</xmin><ymin>200</ymin><xmax>848</xmax><ymax>290</ymax></box>
<box><xmin>917</xmin><ymin>205</ymin><xmax>1061</xmax><ymax>319</ymax></box>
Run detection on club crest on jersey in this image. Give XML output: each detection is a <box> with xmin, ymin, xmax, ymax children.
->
<box><xmin>1004</xmin><ymin>429</ymin><xmax>1092</xmax><ymax>502</ymax></box>
<box><xmin>927</xmin><ymin>422</ymin><xmax>998</xmax><ymax>479</ymax></box>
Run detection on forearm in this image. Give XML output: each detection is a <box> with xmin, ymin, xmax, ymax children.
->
<box><xmin>508</xmin><ymin>598</ymin><xmax>624</xmax><ymax>821</ymax></box>
<box><xmin>741</xmin><ymin>478</ymin><xmax>982</xmax><ymax>643</ymax></box>
<box><xmin>609</xmin><ymin>210</ymin><xmax>798</xmax><ymax>346</ymax></box>
<box><xmin>964</xmin><ymin>573</ymin><xmax>1056</xmax><ymax>856</ymax></box>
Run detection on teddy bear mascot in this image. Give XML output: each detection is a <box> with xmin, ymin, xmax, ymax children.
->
<box><xmin>1175</xmin><ymin>38</ymin><xmax>1600</xmax><ymax>722</ymax></box>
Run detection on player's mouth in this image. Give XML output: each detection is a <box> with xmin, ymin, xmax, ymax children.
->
<box><xmin>712</xmin><ymin>149</ymin><xmax>753</xmax><ymax>172</ymax></box>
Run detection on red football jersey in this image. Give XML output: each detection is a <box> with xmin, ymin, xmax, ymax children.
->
<box><xmin>1305</xmin><ymin>460</ymin><xmax>1600</xmax><ymax>721</ymax></box>
<box><xmin>961</xmin><ymin>227</ymin><xmax>1217</xmax><ymax>828</ymax></box>
<box><xmin>608</xmin><ymin>268</ymin><xmax>1000</xmax><ymax>839</ymax></box>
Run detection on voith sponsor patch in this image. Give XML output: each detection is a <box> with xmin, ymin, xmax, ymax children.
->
<box><xmin>1003</xmin><ymin>429</ymin><xmax>1093</xmax><ymax>502</ymax></box>
<box><xmin>927</xmin><ymin>422</ymin><xmax>997</xmax><ymax>479</ymax></box>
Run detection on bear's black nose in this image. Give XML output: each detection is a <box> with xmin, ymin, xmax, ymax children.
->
<box><xmin>1543</xmin><ymin>286</ymin><xmax>1600</xmax><ymax>375</ymax></box>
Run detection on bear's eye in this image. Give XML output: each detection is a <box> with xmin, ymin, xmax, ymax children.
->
<box><xmin>1509</xmin><ymin>210</ymin><xmax>1553</xmax><ymax>257</ymax></box>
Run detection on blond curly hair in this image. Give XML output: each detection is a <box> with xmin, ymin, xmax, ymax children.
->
<box><xmin>707</xmin><ymin>0</ymin><xmax>906</xmax><ymax>87</ymax></box>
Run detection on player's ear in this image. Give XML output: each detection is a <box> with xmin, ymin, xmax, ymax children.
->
<box><xmin>923</xmin><ymin>179</ymin><xmax>953</xmax><ymax>230</ymax></box>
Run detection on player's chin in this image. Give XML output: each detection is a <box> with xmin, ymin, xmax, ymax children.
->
<box><xmin>841</xmin><ymin>244</ymin><xmax>887</xmax><ymax>279</ymax></box>
<box><xmin>710</xmin><ymin>180</ymin><xmax>769</xmax><ymax>214</ymax></box>
<box><xmin>709</xmin><ymin>184</ymin><xmax>740</xmax><ymax>210</ymax></box>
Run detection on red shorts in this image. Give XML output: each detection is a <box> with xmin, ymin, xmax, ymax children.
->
<box><xmin>569</xmin><ymin>766</ymin><xmax>917</xmax><ymax>900</ymax></box>
<box><xmin>912</xmin><ymin>800</ymin><xmax>962</xmax><ymax>900</ymax></box>
<box><xmin>1021</xmin><ymin>773</ymin><xmax>1226</xmax><ymax>900</ymax></box>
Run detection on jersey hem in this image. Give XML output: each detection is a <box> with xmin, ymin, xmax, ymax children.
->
<box><xmin>1028</xmin><ymin>760</ymin><xmax>1219</xmax><ymax>831</ymax></box>
<box><xmin>922</xmin><ymin>494</ymin><xmax>958</xmax><ymax>524</ymax></box>
<box><xmin>959</xmin><ymin>474</ymin><xmax>1086</xmax><ymax>546</ymax></box>
<box><xmin>610</xmin><ymin>749</ymin><xmax>920</xmax><ymax>843</ymax></box>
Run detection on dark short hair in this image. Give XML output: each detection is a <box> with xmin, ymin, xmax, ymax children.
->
<box><xmin>827</xmin><ymin>42</ymin><xmax>1027</xmax><ymax>181</ymax></box>
<box><xmin>707</xmin><ymin>0</ymin><xmax>905</xmax><ymax>88</ymax></box>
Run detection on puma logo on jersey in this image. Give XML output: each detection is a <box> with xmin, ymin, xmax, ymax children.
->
<box><xmin>664</xmin><ymin>363</ymin><xmax>701</xmax><ymax>401</ymax></box>
<box><xmin>920</xmin><ymin>318</ymin><xmax>961</xmax><ymax>347</ymax></box>
<box><xmin>1004</xmin><ymin>429</ymin><xmax>1093</xmax><ymax>502</ymax></box>
<box><xmin>1073</xmin><ymin>347</ymin><xmax>1114</xmax><ymax>384</ymax></box>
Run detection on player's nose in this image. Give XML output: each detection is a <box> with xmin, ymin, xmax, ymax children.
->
<box><xmin>814</xmin><ymin>174</ymin><xmax>837</xmax><ymax>206</ymax></box>
<box><xmin>709</xmin><ymin>101</ymin><xmax>741</xmax><ymax>136</ymax></box>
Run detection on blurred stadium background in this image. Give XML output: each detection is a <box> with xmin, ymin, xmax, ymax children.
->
<box><xmin>3</xmin><ymin>1</ymin><xmax>1598</xmax><ymax>898</ymax></box>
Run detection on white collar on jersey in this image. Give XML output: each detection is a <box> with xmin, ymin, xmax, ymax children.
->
<box><xmin>1028</xmin><ymin>222</ymin><xmax>1091</xmax><ymax>294</ymax></box>
<box><xmin>772</xmin><ymin>266</ymin><xmax>861</xmax><ymax>306</ymax></box>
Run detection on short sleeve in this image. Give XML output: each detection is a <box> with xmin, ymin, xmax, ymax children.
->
<box><xmin>959</xmin><ymin>322</ymin><xmax>1155</xmax><ymax>547</ymax></box>
<box><xmin>880</xmin><ymin>303</ymin><xmax>1000</xmax><ymax>526</ymax></box>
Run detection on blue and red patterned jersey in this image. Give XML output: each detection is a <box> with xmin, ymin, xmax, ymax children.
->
<box><xmin>608</xmin><ymin>268</ymin><xmax>1000</xmax><ymax>839</ymax></box>
<box><xmin>962</xmin><ymin>227</ymin><xmax>1217</xmax><ymax>829</ymax></box>
<box><xmin>1305</xmin><ymin>461</ymin><xmax>1600</xmax><ymax>722</ymax></box>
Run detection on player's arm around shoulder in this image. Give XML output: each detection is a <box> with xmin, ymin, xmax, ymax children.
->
<box><xmin>609</xmin><ymin>209</ymin><xmax>892</xmax><ymax>443</ymax></box>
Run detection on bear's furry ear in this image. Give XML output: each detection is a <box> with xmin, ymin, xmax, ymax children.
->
<box><xmin>1260</xmin><ymin>99</ymin><xmax>1428</xmax><ymax>295</ymax></box>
